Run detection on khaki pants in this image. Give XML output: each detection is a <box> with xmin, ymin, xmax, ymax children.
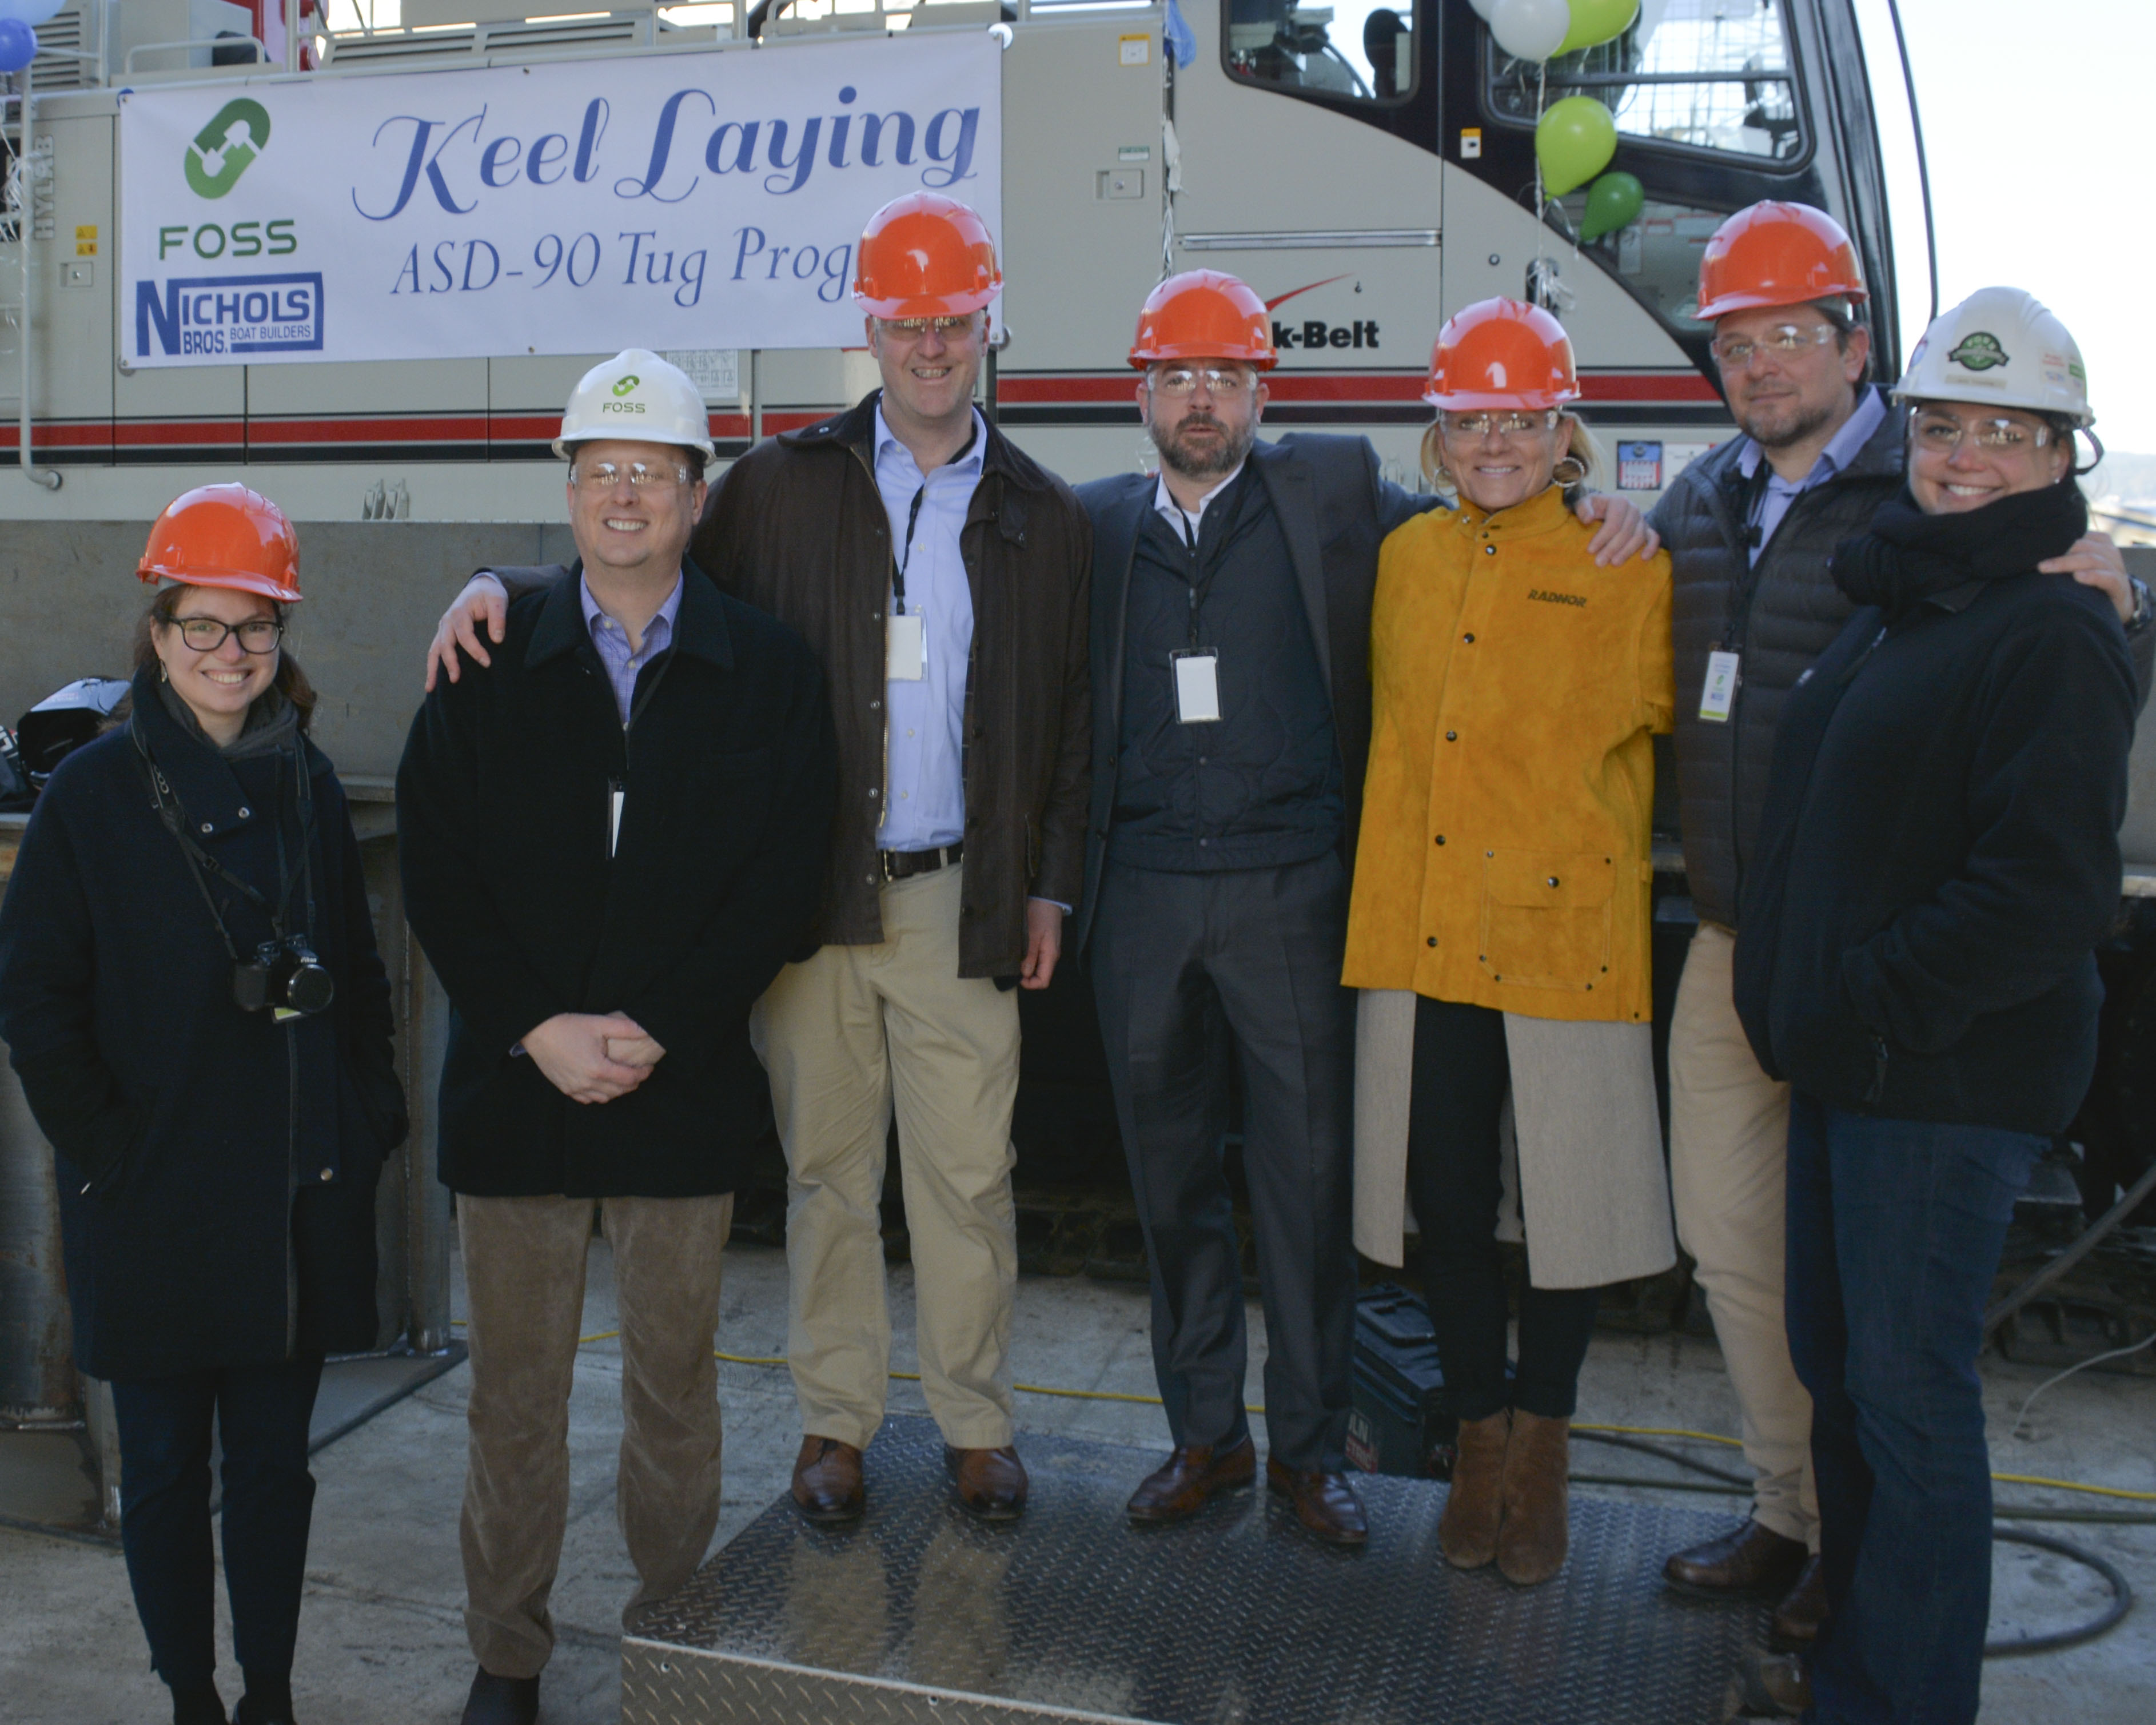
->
<box><xmin>1668</xmin><ymin>922</ymin><xmax>1819</xmax><ymax>1550</ymax></box>
<box><xmin>457</xmin><ymin>1190</ymin><xmax>733</xmax><ymax>1679</ymax></box>
<box><xmin>752</xmin><ymin>862</ymin><xmax>1020</xmax><ymax>1451</ymax></box>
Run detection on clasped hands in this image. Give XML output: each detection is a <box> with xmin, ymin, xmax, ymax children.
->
<box><xmin>522</xmin><ymin>1012</ymin><xmax>666</xmax><ymax>1104</ymax></box>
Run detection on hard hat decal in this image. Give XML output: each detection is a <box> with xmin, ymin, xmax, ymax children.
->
<box><xmin>612</xmin><ymin>375</ymin><xmax>640</xmax><ymax>396</ymax></box>
<box><xmin>1947</xmin><ymin>333</ymin><xmax>2008</xmax><ymax>373</ymax></box>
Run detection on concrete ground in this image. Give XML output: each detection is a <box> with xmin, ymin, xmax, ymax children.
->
<box><xmin>2</xmin><ymin>1243</ymin><xmax>2151</xmax><ymax>1724</ymax></box>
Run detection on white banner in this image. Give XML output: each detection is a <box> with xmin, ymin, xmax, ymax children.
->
<box><xmin>118</xmin><ymin>32</ymin><xmax>1002</xmax><ymax>368</ymax></box>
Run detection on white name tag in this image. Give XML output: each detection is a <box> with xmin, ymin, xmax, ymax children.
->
<box><xmin>1173</xmin><ymin>650</ymin><xmax>1221</xmax><ymax>724</ymax></box>
<box><xmin>886</xmin><ymin>612</ymin><xmax>926</xmax><ymax>682</ymax></box>
<box><xmin>609</xmin><ymin>786</ymin><xmax>625</xmax><ymax>858</ymax></box>
<box><xmin>1699</xmin><ymin>650</ymin><xmax>1740</xmax><ymax>723</ymax></box>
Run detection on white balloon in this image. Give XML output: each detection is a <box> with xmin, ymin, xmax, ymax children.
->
<box><xmin>1488</xmin><ymin>0</ymin><xmax>1572</xmax><ymax>62</ymax></box>
<box><xmin>0</xmin><ymin>0</ymin><xmax>65</xmax><ymax>26</ymax></box>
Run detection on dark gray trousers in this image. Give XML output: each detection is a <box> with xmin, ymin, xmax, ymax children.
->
<box><xmin>1089</xmin><ymin>852</ymin><xmax>1358</xmax><ymax>1470</ymax></box>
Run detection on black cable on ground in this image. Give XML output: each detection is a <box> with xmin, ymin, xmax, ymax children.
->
<box><xmin>1984</xmin><ymin>1529</ymin><xmax>2134</xmax><ymax>1656</ymax></box>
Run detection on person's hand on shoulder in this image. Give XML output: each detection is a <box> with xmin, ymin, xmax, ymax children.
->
<box><xmin>424</xmin><ymin>573</ymin><xmax>511</xmax><ymax>691</ymax></box>
<box><xmin>2038</xmin><ymin>530</ymin><xmax>2138</xmax><ymax>625</ymax></box>
<box><xmin>1576</xmin><ymin>493</ymin><xmax>1660</xmax><ymax>567</ymax></box>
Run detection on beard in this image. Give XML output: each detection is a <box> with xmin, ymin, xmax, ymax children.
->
<box><xmin>1735</xmin><ymin>389</ymin><xmax>1840</xmax><ymax>452</ymax></box>
<box><xmin>1153</xmin><ymin>410</ymin><xmax>1258</xmax><ymax>480</ymax></box>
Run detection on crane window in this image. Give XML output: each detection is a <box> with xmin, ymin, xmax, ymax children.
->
<box><xmin>1224</xmin><ymin>1</ymin><xmax>1420</xmax><ymax>106</ymax></box>
<box><xmin>1487</xmin><ymin>0</ymin><xmax>1804</xmax><ymax>164</ymax></box>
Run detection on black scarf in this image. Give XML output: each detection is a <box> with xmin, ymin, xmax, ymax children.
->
<box><xmin>153</xmin><ymin>673</ymin><xmax>300</xmax><ymax>760</ymax></box>
<box><xmin>1832</xmin><ymin>479</ymin><xmax>2087</xmax><ymax>621</ymax></box>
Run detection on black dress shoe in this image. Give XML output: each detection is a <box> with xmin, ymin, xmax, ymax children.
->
<box><xmin>792</xmin><ymin>1435</ymin><xmax>867</xmax><ymax>1524</ymax></box>
<box><xmin>234</xmin><ymin>1683</ymin><xmax>297</xmax><ymax>1724</ymax></box>
<box><xmin>1663</xmin><ymin>1517</ymin><xmax>1809</xmax><ymax>1600</ymax></box>
<box><xmin>461</xmin><ymin>1668</ymin><xmax>540</xmax><ymax>1725</ymax></box>
<box><xmin>1770</xmin><ymin>1553</ymin><xmax>1829</xmax><ymax>1649</ymax></box>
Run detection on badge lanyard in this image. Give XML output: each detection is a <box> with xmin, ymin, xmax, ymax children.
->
<box><xmin>1169</xmin><ymin>473</ymin><xmax>1248</xmax><ymax>726</ymax></box>
<box><xmin>1701</xmin><ymin>459</ymin><xmax>1778</xmax><ymax>724</ymax></box>
<box><xmin>887</xmin><ymin>421</ymin><xmax>978</xmax><ymax>685</ymax></box>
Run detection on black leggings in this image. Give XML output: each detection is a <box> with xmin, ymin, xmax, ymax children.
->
<box><xmin>1405</xmin><ymin>997</ymin><xmax>1601</xmax><ymax>1422</ymax></box>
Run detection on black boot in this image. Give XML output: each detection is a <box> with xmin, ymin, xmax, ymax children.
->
<box><xmin>461</xmin><ymin>1668</ymin><xmax>540</xmax><ymax>1725</ymax></box>
<box><xmin>169</xmin><ymin>1680</ymin><xmax>226</xmax><ymax>1725</ymax></box>
<box><xmin>234</xmin><ymin>1672</ymin><xmax>296</xmax><ymax>1724</ymax></box>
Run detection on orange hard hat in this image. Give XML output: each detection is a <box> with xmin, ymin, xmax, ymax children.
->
<box><xmin>852</xmin><ymin>192</ymin><xmax>1002</xmax><ymax>318</ymax></box>
<box><xmin>1423</xmin><ymin>298</ymin><xmax>1581</xmax><ymax>411</ymax></box>
<box><xmin>1695</xmin><ymin>201</ymin><xmax>1867</xmax><ymax>321</ymax></box>
<box><xmin>137</xmin><ymin>483</ymin><xmax>302</xmax><ymax>603</ymax></box>
<box><xmin>1127</xmin><ymin>270</ymin><xmax>1278</xmax><ymax>370</ymax></box>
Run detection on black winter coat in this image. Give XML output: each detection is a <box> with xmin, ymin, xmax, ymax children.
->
<box><xmin>397</xmin><ymin>561</ymin><xmax>836</xmax><ymax>1199</ymax></box>
<box><xmin>0</xmin><ymin>674</ymin><xmax>404</xmax><ymax>1382</ymax></box>
<box><xmin>1072</xmin><ymin>434</ymin><xmax>1436</xmax><ymax>947</ymax></box>
<box><xmin>1649</xmin><ymin>389</ymin><xmax>1905</xmax><ymax>929</ymax></box>
<box><xmin>1733</xmin><ymin>489</ymin><xmax>2137</xmax><ymax>1134</ymax></box>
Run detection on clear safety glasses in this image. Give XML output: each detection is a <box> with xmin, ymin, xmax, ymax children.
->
<box><xmin>880</xmin><ymin>315</ymin><xmax>980</xmax><ymax>340</ymax></box>
<box><xmin>1151</xmin><ymin>367</ymin><xmax>1257</xmax><ymax>399</ymax></box>
<box><xmin>572</xmin><ymin>460</ymin><xmax>692</xmax><ymax>492</ymax></box>
<box><xmin>1709</xmin><ymin>324</ymin><xmax>1840</xmax><ymax>369</ymax></box>
<box><xmin>1440</xmin><ymin>409</ymin><xmax>1560</xmax><ymax>439</ymax></box>
<box><xmin>1911</xmin><ymin>411</ymin><xmax>2054</xmax><ymax>455</ymax></box>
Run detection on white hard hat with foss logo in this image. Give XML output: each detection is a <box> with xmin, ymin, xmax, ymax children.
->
<box><xmin>1892</xmin><ymin>288</ymin><xmax>2094</xmax><ymax>429</ymax></box>
<box><xmin>554</xmin><ymin>349</ymin><xmax>716</xmax><ymax>459</ymax></box>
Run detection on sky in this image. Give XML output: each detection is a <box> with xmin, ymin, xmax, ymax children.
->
<box><xmin>1857</xmin><ymin>0</ymin><xmax>2156</xmax><ymax>455</ymax></box>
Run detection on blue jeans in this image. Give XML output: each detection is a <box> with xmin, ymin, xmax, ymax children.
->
<box><xmin>109</xmin><ymin>1357</ymin><xmax>322</xmax><ymax>1690</ymax></box>
<box><xmin>1784</xmin><ymin>1094</ymin><xmax>2041</xmax><ymax>1725</ymax></box>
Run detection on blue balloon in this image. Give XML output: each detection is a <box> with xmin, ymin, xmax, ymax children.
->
<box><xmin>0</xmin><ymin>0</ymin><xmax>64</xmax><ymax>26</ymax></box>
<box><xmin>0</xmin><ymin>18</ymin><xmax>39</xmax><ymax>74</ymax></box>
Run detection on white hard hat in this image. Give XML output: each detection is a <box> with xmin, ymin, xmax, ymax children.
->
<box><xmin>1892</xmin><ymin>287</ymin><xmax>2093</xmax><ymax>429</ymax></box>
<box><xmin>554</xmin><ymin>349</ymin><xmax>716</xmax><ymax>459</ymax></box>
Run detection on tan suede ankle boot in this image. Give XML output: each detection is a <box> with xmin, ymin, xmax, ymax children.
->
<box><xmin>1496</xmin><ymin>1410</ymin><xmax>1571</xmax><ymax>1585</ymax></box>
<box><xmin>1438</xmin><ymin>1409</ymin><xmax>1511</xmax><ymax>1569</ymax></box>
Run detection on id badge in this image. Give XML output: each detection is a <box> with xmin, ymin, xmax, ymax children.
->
<box><xmin>1699</xmin><ymin>650</ymin><xmax>1740</xmax><ymax>723</ymax></box>
<box><xmin>1172</xmin><ymin>648</ymin><xmax>1222</xmax><ymax>724</ymax></box>
<box><xmin>886</xmin><ymin>612</ymin><xmax>926</xmax><ymax>682</ymax></box>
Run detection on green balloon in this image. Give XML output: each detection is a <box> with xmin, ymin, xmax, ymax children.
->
<box><xmin>1580</xmin><ymin>171</ymin><xmax>1645</xmax><ymax>242</ymax></box>
<box><xmin>1559</xmin><ymin>0</ymin><xmax>1639</xmax><ymax>56</ymax></box>
<box><xmin>1536</xmin><ymin>96</ymin><xmax>1618</xmax><ymax>198</ymax></box>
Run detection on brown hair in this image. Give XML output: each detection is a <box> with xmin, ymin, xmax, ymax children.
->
<box><xmin>1420</xmin><ymin>410</ymin><xmax>1608</xmax><ymax>507</ymax></box>
<box><xmin>128</xmin><ymin>584</ymin><xmax>317</xmax><ymax>732</ymax></box>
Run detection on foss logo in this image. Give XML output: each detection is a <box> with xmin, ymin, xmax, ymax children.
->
<box><xmin>186</xmin><ymin>99</ymin><xmax>271</xmax><ymax>200</ymax></box>
<box><xmin>604</xmin><ymin>376</ymin><xmax>647</xmax><ymax>416</ymax></box>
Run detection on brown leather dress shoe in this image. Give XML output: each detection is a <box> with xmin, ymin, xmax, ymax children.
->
<box><xmin>1265</xmin><ymin>1456</ymin><xmax>1369</xmax><ymax>1547</ymax></box>
<box><xmin>1495</xmin><ymin>1410</ymin><xmax>1570</xmax><ymax>1586</ymax></box>
<box><xmin>946</xmin><ymin>1444</ymin><xmax>1029</xmax><ymax>1520</ymax></box>
<box><xmin>1664</xmin><ymin>1517</ymin><xmax>1810</xmax><ymax>1600</ymax></box>
<box><xmin>1438</xmin><ymin>1409</ymin><xmax>1510</xmax><ymax>1570</ymax></box>
<box><xmin>791</xmin><ymin>1435</ymin><xmax>865</xmax><ymax>1524</ymax></box>
<box><xmin>1770</xmin><ymin>1553</ymin><xmax>1828</xmax><ymax>1650</ymax></box>
<box><xmin>1126</xmin><ymin>1437</ymin><xmax>1257</xmax><ymax>1524</ymax></box>
<box><xmin>1724</xmin><ymin>1650</ymin><xmax>1812</xmax><ymax>1718</ymax></box>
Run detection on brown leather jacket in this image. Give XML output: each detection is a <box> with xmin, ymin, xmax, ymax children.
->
<box><xmin>691</xmin><ymin>393</ymin><xmax>1091</xmax><ymax>978</ymax></box>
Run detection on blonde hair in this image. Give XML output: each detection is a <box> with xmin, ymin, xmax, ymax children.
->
<box><xmin>1420</xmin><ymin>410</ymin><xmax>1607</xmax><ymax>508</ymax></box>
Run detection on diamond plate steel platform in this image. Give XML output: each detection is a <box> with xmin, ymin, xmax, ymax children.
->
<box><xmin>623</xmin><ymin>1416</ymin><xmax>1768</xmax><ymax>1725</ymax></box>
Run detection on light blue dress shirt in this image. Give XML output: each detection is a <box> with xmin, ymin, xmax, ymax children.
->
<box><xmin>873</xmin><ymin>403</ymin><xmax>984</xmax><ymax>852</ymax></box>
<box><xmin>1736</xmin><ymin>386</ymin><xmax>1887</xmax><ymax>565</ymax></box>
<box><xmin>580</xmin><ymin>571</ymin><xmax>684</xmax><ymax>723</ymax></box>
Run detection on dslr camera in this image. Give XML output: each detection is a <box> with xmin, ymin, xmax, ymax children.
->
<box><xmin>234</xmin><ymin>935</ymin><xmax>335</xmax><ymax>1018</ymax></box>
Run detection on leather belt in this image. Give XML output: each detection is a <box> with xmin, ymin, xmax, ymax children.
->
<box><xmin>879</xmin><ymin>841</ymin><xmax>962</xmax><ymax>883</ymax></box>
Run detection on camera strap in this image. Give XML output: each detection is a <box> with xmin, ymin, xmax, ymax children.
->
<box><xmin>130</xmin><ymin>715</ymin><xmax>314</xmax><ymax>960</ymax></box>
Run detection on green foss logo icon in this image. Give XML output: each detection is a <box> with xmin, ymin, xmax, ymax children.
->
<box><xmin>185</xmin><ymin>99</ymin><xmax>272</xmax><ymax>200</ymax></box>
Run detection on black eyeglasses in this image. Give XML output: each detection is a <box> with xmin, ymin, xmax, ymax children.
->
<box><xmin>173</xmin><ymin>616</ymin><xmax>284</xmax><ymax>654</ymax></box>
